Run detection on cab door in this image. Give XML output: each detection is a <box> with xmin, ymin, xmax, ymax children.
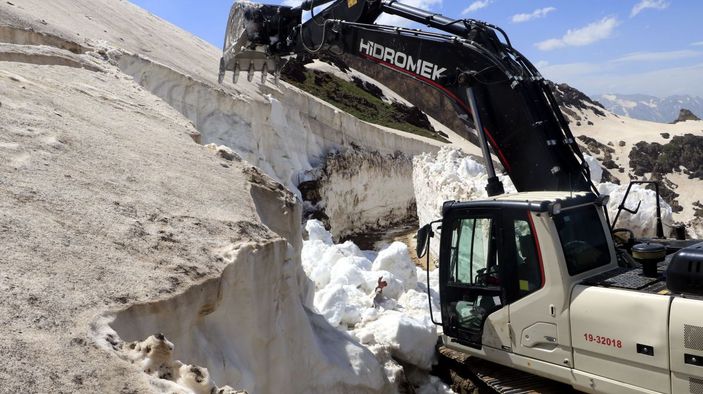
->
<box><xmin>506</xmin><ymin>209</ymin><xmax>573</xmax><ymax>366</ymax></box>
<box><xmin>439</xmin><ymin>209</ymin><xmax>508</xmax><ymax>349</ymax></box>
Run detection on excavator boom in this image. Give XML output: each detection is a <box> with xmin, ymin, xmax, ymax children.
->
<box><xmin>219</xmin><ymin>0</ymin><xmax>595</xmax><ymax>194</ymax></box>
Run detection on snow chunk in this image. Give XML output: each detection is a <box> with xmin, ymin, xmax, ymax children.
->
<box><xmin>599</xmin><ymin>182</ymin><xmax>674</xmax><ymax>238</ymax></box>
<box><xmin>118</xmin><ymin>334</ymin><xmax>244</xmax><ymax>394</ymax></box>
<box><xmin>372</xmin><ymin>242</ymin><xmax>417</xmax><ymax>292</ymax></box>
<box><xmin>301</xmin><ymin>219</ymin><xmax>442</xmax><ymax>378</ymax></box>
<box><xmin>329</xmin><ymin>257</ymin><xmax>368</xmax><ymax>287</ymax></box>
<box><xmin>314</xmin><ymin>284</ymin><xmax>371</xmax><ymax>327</ymax></box>
<box><xmin>357</xmin><ymin>311</ymin><xmax>438</xmax><ymax>370</ymax></box>
<box><xmin>305</xmin><ymin>219</ymin><xmax>333</xmax><ymax>245</ymax></box>
<box><xmin>415</xmin><ymin>375</ymin><xmax>454</xmax><ymax>394</ymax></box>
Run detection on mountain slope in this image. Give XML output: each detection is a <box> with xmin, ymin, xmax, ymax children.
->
<box><xmin>597</xmin><ymin>93</ymin><xmax>703</xmax><ymax>123</ymax></box>
<box><xmin>556</xmin><ymin>84</ymin><xmax>703</xmax><ymax>237</ymax></box>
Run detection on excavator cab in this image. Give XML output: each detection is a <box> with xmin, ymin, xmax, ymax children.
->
<box><xmin>437</xmin><ymin>200</ymin><xmax>550</xmax><ymax>350</ymax></box>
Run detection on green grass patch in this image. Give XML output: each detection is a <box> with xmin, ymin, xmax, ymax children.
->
<box><xmin>282</xmin><ymin>68</ymin><xmax>449</xmax><ymax>143</ymax></box>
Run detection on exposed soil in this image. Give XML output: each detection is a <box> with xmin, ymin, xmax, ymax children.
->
<box><xmin>281</xmin><ymin>57</ymin><xmax>448</xmax><ymax>142</ymax></box>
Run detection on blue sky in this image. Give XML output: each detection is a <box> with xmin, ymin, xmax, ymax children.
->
<box><xmin>130</xmin><ymin>0</ymin><xmax>703</xmax><ymax>97</ymax></box>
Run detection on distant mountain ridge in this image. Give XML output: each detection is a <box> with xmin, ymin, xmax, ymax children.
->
<box><xmin>596</xmin><ymin>93</ymin><xmax>703</xmax><ymax>123</ymax></box>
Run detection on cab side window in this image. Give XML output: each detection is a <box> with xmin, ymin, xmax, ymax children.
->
<box><xmin>513</xmin><ymin>219</ymin><xmax>543</xmax><ymax>296</ymax></box>
<box><xmin>446</xmin><ymin>216</ymin><xmax>500</xmax><ymax>337</ymax></box>
<box><xmin>448</xmin><ymin>217</ymin><xmax>497</xmax><ymax>286</ymax></box>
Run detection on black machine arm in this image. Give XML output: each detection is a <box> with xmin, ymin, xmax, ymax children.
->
<box><xmin>219</xmin><ymin>0</ymin><xmax>595</xmax><ymax>194</ymax></box>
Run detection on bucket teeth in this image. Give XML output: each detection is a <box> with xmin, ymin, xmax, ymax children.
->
<box><xmin>218</xmin><ymin>58</ymin><xmax>226</xmax><ymax>85</ymax></box>
<box><xmin>247</xmin><ymin>61</ymin><xmax>255</xmax><ymax>82</ymax></box>
<box><xmin>233</xmin><ymin>63</ymin><xmax>240</xmax><ymax>84</ymax></box>
<box><xmin>261</xmin><ymin>63</ymin><xmax>269</xmax><ymax>84</ymax></box>
<box><xmin>225</xmin><ymin>57</ymin><xmax>282</xmax><ymax>85</ymax></box>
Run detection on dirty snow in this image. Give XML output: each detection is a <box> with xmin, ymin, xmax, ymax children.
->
<box><xmin>115</xmin><ymin>334</ymin><xmax>243</xmax><ymax>394</ymax></box>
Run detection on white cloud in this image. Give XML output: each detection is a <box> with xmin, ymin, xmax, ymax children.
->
<box><xmin>631</xmin><ymin>0</ymin><xmax>670</xmax><ymax>17</ymax></box>
<box><xmin>692</xmin><ymin>41</ymin><xmax>703</xmax><ymax>47</ymax></box>
<box><xmin>536</xmin><ymin>16</ymin><xmax>619</xmax><ymax>51</ymax></box>
<box><xmin>612</xmin><ymin>50</ymin><xmax>702</xmax><ymax>63</ymax></box>
<box><xmin>462</xmin><ymin>0</ymin><xmax>492</xmax><ymax>15</ymax></box>
<box><xmin>377</xmin><ymin>0</ymin><xmax>442</xmax><ymax>26</ymax></box>
<box><xmin>540</xmin><ymin>62</ymin><xmax>606</xmax><ymax>80</ymax></box>
<box><xmin>511</xmin><ymin>7</ymin><xmax>556</xmax><ymax>23</ymax></box>
<box><xmin>282</xmin><ymin>0</ymin><xmax>301</xmax><ymax>6</ymax></box>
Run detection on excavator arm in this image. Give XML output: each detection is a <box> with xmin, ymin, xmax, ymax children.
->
<box><xmin>219</xmin><ymin>0</ymin><xmax>595</xmax><ymax>194</ymax></box>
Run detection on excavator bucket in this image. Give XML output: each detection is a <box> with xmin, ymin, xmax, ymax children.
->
<box><xmin>218</xmin><ymin>2</ymin><xmax>301</xmax><ymax>85</ymax></box>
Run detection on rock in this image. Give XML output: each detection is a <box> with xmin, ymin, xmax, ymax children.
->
<box><xmin>619</xmin><ymin>140</ymin><xmax>626</xmax><ymax>147</ymax></box>
<box><xmin>390</xmin><ymin>102</ymin><xmax>435</xmax><ymax>132</ymax></box>
<box><xmin>661</xmin><ymin>132</ymin><xmax>670</xmax><ymax>139</ymax></box>
<box><xmin>352</xmin><ymin>76</ymin><xmax>384</xmax><ymax>100</ymax></box>
<box><xmin>672</xmin><ymin>108</ymin><xmax>701</xmax><ymax>123</ymax></box>
<box><xmin>602</xmin><ymin>158</ymin><xmax>619</xmax><ymax>169</ymax></box>
<box><xmin>547</xmin><ymin>81</ymin><xmax>607</xmax><ymax>117</ymax></box>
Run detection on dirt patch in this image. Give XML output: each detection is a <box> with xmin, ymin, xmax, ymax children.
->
<box><xmin>281</xmin><ymin>57</ymin><xmax>448</xmax><ymax>142</ymax></box>
<box><xmin>630</xmin><ymin>134</ymin><xmax>703</xmax><ymax>180</ymax></box>
<box><xmin>0</xmin><ymin>25</ymin><xmax>88</xmax><ymax>54</ymax></box>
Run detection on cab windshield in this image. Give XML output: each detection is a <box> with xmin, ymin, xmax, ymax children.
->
<box><xmin>553</xmin><ymin>205</ymin><xmax>611</xmax><ymax>275</ymax></box>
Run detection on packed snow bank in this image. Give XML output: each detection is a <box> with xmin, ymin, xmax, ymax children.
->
<box><xmin>102</xmin><ymin>240</ymin><xmax>391</xmax><ymax>394</ymax></box>
<box><xmin>302</xmin><ymin>220</ymin><xmax>443</xmax><ymax>380</ymax></box>
<box><xmin>413</xmin><ymin>147</ymin><xmax>516</xmax><ymax>227</ymax></box>
<box><xmin>598</xmin><ymin>182</ymin><xmax>674</xmax><ymax>238</ymax></box>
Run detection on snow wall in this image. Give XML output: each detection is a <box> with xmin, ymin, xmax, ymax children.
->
<box><xmin>315</xmin><ymin>149</ymin><xmax>416</xmax><ymax>240</ymax></box>
<box><xmin>114</xmin><ymin>52</ymin><xmax>437</xmax><ymax>239</ymax></box>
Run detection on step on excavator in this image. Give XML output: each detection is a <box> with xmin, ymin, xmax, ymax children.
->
<box><xmin>219</xmin><ymin>1</ymin><xmax>703</xmax><ymax>393</ymax></box>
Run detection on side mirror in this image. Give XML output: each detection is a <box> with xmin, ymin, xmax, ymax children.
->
<box><xmin>416</xmin><ymin>224</ymin><xmax>433</xmax><ymax>258</ymax></box>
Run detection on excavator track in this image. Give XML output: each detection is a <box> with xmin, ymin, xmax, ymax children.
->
<box><xmin>436</xmin><ymin>346</ymin><xmax>580</xmax><ymax>394</ymax></box>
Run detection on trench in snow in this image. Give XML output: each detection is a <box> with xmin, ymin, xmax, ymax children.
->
<box><xmin>90</xmin><ymin>50</ymin><xmax>452</xmax><ymax>393</ymax></box>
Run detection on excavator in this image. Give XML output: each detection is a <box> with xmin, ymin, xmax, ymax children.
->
<box><xmin>218</xmin><ymin>1</ymin><xmax>703</xmax><ymax>393</ymax></box>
